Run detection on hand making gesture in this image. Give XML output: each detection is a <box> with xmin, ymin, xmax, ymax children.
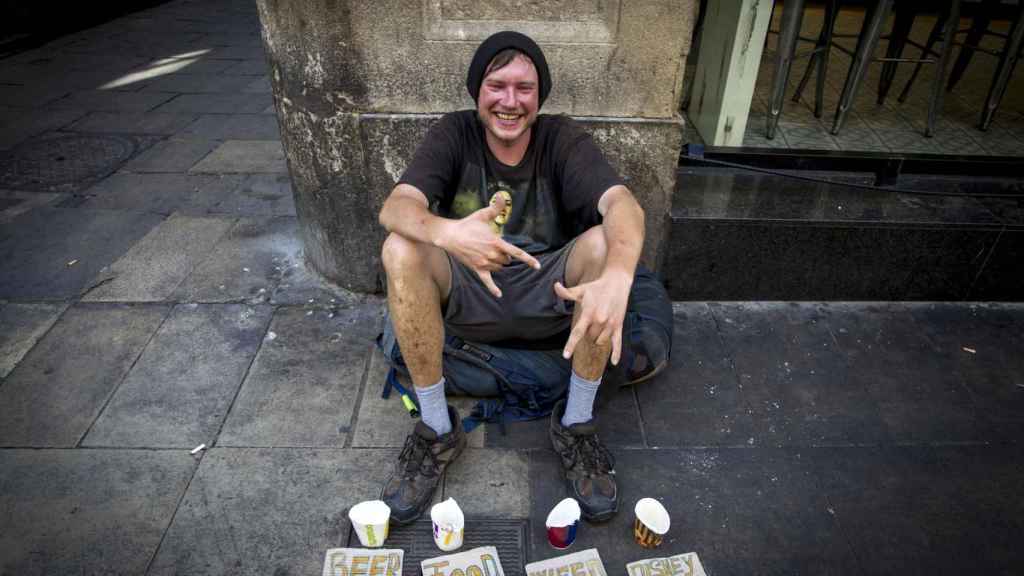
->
<box><xmin>435</xmin><ymin>194</ymin><xmax>540</xmax><ymax>298</ymax></box>
<box><xmin>554</xmin><ymin>268</ymin><xmax>632</xmax><ymax>366</ymax></box>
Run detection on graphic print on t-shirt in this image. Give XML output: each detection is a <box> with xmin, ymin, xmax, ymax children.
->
<box><xmin>488</xmin><ymin>189</ymin><xmax>513</xmax><ymax>234</ymax></box>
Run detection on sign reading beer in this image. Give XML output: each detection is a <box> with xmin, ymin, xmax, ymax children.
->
<box><xmin>322</xmin><ymin>548</ymin><xmax>404</xmax><ymax>576</ymax></box>
<box><xmin>525</xmin><ymin>548</ymin><xmax>606</xmax><ymax>576</ymax></box>
<box><xmin>626</xmin><ymin>553</ymin><xmax>706</xmax><ymax>576</ymax></box>
<box><xmin>421</xmin><ymin>546</ymin><xmax>504</xmax><ymax>576</ymax></box>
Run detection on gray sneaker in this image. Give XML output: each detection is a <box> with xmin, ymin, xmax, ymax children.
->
<box><xmin>381</xmin><ymin>405</ymin><xmax>466</xmax><ymax>525</ymax></box>
<box><xmin>549</xmin><ymin>400</ymin><xmax>618</xmax><ymax>522</ymax></box>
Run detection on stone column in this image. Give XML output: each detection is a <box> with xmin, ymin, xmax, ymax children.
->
<box><xmin>256</xmin><ymin>0</ymin><xmax>696</xmax><ymax>293</ymax></box>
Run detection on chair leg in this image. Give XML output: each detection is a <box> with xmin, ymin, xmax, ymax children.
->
<box><xmin>814</xmin><ymin>0</ymin><xmax>841</xmax><ymax>118</ymax></box>
<box><xmin>767</xmin><ymin>0</ymin><xmax>808</xmax><ymax>140</ymax></box>
<box><xmin>898</xmin><ymin>14</ymin><xmax>945</xmax><ymax>103</ymax></box>
<box><xmin>832</xmin><ymin>0</ymin><xmax>894</xmax><ymax>135</ymax></box>
<box><xmin>947</xmin><ymin>0</ymin><xmax>999</xmax><ymax>92</ymax></box>
<box><xmin>980</xmin><ymin>6</ymin><xmax>1024</xmax><ymax>130</ymax></box>
<box><xmin>878</xmin><ymin>1</ymin><xmax>916</xmax><ymax>105</ymax></box>
<box><xmin>792</xmin><ymin>0</ymin><xmax>838</xmax><ymax>114</ymax></box>
<box><xmin>925</xmin><ymin>0</ymin><xmax>961</xmax><ymax>137</ymax></box>
<box><xmin>681</xmin><ymin>0</ymin><xmax>709</xmax><ymax>111</ymax></box>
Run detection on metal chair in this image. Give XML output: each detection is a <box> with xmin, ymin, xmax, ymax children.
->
<box><xmin>765</xmin><ymin>0</ymin><xmax>841</xmax><ymax>139</ymax></box>
<box><xmin>830</xmin><ymin>0</ymin><xmax>963</xmax><ymax>137</ymax></box>
<box><xmin>898</xmin><ymin>0</ymin><xmax>1024</xmax><ymax>129</ymax></box>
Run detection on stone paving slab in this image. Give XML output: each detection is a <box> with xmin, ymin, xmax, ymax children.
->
<box><xmin>172</xmin><ymin>216</ymin><xmax>295</xmax><ymax>303</ymax></box>
<box><xmin>75</xmin><ymin>172</ymin><xmax>244</xmax><ymax>215</ymax></box>
<box><xmin>711</xmin><ymin>302</ymin><xmax>890</xmax><ymax>447</ymax></box>
<box><xmin>141</xmin><ymin>73</ymin><xmax>258</xmax><ymax>94</ymax></box>
<box><xmin>0</xmin><ymin>107</ymin><xmax>89</xmax><ymax>150</ymax></box>
<box><xmin>218</xmin><ymin>304</ymin><xmax>378</xmax><ymax>447</ymax></box>
<box><xmin>204</xmin><ymin>173</ymin><xmax>295</xmax><ymax>216</ymax></box>
<box><xmin>824</xmin><ymin>302</ymin><xmax>983</xmax><ymax>444</ymax></box>
<box><xmin>0</xmin><ymin>301</ymin><xmax>68</xmax><ymax>378</ymax></box>
<box><xmin>243</xmin><ymin>77</ymin><xmax>272</xmax><ymax>94</ymax></box>
<box><xmin>0</xmin><ymin>449</ymin><xmax>196</xmax><ymax>576</ymax></box>
<box><xmin>816</xmin><ymin>444</ymin><xmax>1024</xmax><ymax>574</ymax></box>
<box><xmin>83</xmin><ymin>303</ymin><xmax>273</xmax><ymax>448</ymax></box>
<box><xmin>0</xmin><ymin>207</ymin><xmax>165</xmax><ymax>300</ymax></box>
<box><xmin>154</xmin><ymin>93</ymin><xmax>272</xmax><ymax>114</ymax></box>
<box><xmin>0</xmin><ymin>303</ymin><xmax>169</xmax><ymax>447</ymax></box>
<box><xmin>189</xmin><ymin>140</ymin><xmax>286</xmax><ymax>173</ymax></box>
<box><xmin>904</xmin><ymin>303</ymin><xmax>1024</xmax><ymax>443</ymax></box>
<box><xmin>146</xmin><ymin>447</ymin><xmax>391</xmax><ymax>575</ymax></box>
<box><xmin>67</xmin><ymin>111</ymin><xmax>201</xmax><ymax>135</ymax></box>
<box><xmin>83</xmin><ymin>214</ymin><xmax>235</xmax><ymax>302</ymax></box>
<box><xmin>176</xmin><ymin>113</ymin><xmax>281</xmax><ymax>139</ymax></box>
<box><xmin>528</xmin><ymin>447</ymin><xmax>857</xmax><ymax>572</ymax></box>
<box><xmin>0</xmin><ymin>85</ymin><xmax>70</xmax><ymax>108</ymax></box>
<box><xmin>220</xmin><ymin>59</ymin><xmax>269</xmax><ymax>76</ymax></box>
<box><xmin>638</xmin><ymin>304</ymin><xmax>758</xmax><ymax>447</ymax></box>
<box><xmin>50</xmin><ymin>90</ymin><xmax>178</xmax><ymax>112</ymax></box>
<box><xmin>0</xmin><ymin>190</ymin><xmax>68</xmax><ymax>223</ymax></box>
<box><xmin>350</xmin><ymin>346</ymin><xmax>484</xmax><ymax>449</ymax></box>
<box><xmin>120</xmin><ymin>137</ymin><xmax>220</xmax><ymax>173</ymax></box>
<box><xmin>443</xmin><ymin>448</ymin><xmax>530</xmax><ymax>518</ymax></box>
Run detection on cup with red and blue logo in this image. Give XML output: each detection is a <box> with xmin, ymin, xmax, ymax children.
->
<box><xmin>545</xmin><ymin>498</ymin><xmax>581</xmax><ymax>550</ymax></box>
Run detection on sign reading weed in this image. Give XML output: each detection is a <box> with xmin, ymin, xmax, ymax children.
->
<box><xmin>525</xmin><ymin>548</ymin><xmax>606</xmax><ymax>576</ymax></box>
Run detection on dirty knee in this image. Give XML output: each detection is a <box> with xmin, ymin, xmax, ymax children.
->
<box><xmin>381</xmin><ymin>233</ymin><xmax>428</xmax><ymax>274</ymax></box>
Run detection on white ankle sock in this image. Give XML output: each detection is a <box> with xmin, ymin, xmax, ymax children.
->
<box><xmin>416</xmin><ymin>377</ymin><xmax>451</xmax><ymax>435</ymax></box>
<box><xmin>561</xmin><ymin>370</ymin><xmax>601</xmax><ymax>427</ymax></box>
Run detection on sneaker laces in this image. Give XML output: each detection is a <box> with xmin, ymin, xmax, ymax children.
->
<box><xmin>397</xmin><ymin>433</ymin><xmax>441</xmax><ymax>479</ymax></box>
<box><xmin>564</xmin><ymin>432</ymin><xmax>615</xmax><ymax>477</ymax></box>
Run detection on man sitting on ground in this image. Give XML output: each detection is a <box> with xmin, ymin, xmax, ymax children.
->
<box><xmin>377</xmin><ymin>31</ymin><xmax>665</xmax><ymax>524</ymax></box>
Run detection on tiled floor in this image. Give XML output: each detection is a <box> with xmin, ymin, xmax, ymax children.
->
<box><xmin>684</xmin><ymin>5</ymin><xmax>1024</xmax><ymax>156</ymax></box>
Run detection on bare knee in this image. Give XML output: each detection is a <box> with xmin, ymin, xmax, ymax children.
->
<box><xmin>566</xmin><ymin>225</ymin><xmax>608</xmax><ymax>285</ymax></box>
<box><xmin>381</xmin><ymin>233</ymin><xmax>426</xmax><ymax>275</ymax></box>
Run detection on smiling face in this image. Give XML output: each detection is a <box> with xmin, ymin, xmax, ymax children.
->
<box><xmin>477</xmin><ymin>52</ymin><xmax>540</xmax><ymax>155</ymax></box>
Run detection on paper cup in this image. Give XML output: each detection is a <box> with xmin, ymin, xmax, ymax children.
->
<box><xmin>545</xmin><ymin>498</ymin><xmax>581</xmax><ymax>549</ymax></box>
<box><xmin>430</xmin><ymin>497</ymin><xmax>465</xmax><ymax>552</ymax></box>
<box><xmin>633</xmin><ymin>498</ymin><xmax>670</xmax><ymax>549</ymax></box>
<box><xmin>349</xmin><ymin>500</ymin><xmax>391</xmax><ymax>548</ymax></box>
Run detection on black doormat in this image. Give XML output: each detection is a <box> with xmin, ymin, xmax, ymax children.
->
<box><xmin>346</xmin><ymin>519</ymin><xmax>528</xmax><ymax>576</ymax></box>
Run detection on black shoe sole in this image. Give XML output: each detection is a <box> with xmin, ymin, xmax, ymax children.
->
<box><xmin>581</xmin><ymin>503</ymin><xmax>618</xmax><ymax>523</ymax></box>
<box><xmin>619</xmin><ymin>358</ymin><xmax>668</xmax><ymax>387</ymax></box>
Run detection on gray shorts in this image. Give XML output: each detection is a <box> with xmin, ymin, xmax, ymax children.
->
<box><xmin>443</xmin><ymin>240</ymin><xmax>576</xmax><ymax>344</ymax></box>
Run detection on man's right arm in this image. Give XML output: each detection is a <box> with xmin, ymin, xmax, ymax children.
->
<box><xmin>379</xmin><ymin>183</ymin><xmax>540</xmax><ymax>298</ymax></box>
<box><xmin>378</xmin><ymin>183</ymin><xmax>450</xmax><ymax>246</ymax></box>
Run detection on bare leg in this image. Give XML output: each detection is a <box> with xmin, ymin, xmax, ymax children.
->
<box><xmin>380</xmin><ymin>232</ymin><xmax>452</xmax><ymax>389</ymax></box>
<box><xmin>564</xmin><ymin>225</ymin><xmax>612</xmax><ymax>381</ymax></box>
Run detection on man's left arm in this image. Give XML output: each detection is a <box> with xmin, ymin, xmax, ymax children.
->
<box><xmin>555</xmin><ymin>184</ymin><xmax>644</xmax><ymax>365</ymax></box>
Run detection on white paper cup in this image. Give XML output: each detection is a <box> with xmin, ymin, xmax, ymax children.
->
<box><xmin>430</xmin><ymin>497</ymin><xmax>465</xmax><ymax>552</ymax></box>
<box><xmin>633</xmin><ymin>498</ymin><xmax>670</xmax><ymax>548</ymax></box>
<box><xmin>349</xmin><ymin>500</ymin><xmax>391</xmax><ymax>548</ymax></box>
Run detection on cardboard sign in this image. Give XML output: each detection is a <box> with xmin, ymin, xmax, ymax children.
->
<box><xmin>626</xmin><ymin>553</ymin><xmax>706</xmax><ymax>576</ymax></box>
<box><xmin>421</xmin><ymin>545</ymin><xmax>504</xmax><ymax>576</ymax></box>
<box><xmin>322</xmin><ymin>548</ymin><xmax>404</xmax><ymax>576</ymax></box>
<box><xmin>525</xmin><ymin>548</ymin><xmax>606</xmax><ymax>576</ymax></box>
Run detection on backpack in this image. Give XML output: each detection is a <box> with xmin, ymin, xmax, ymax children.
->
<box><xmin>377</xmin><ymin>265</ymin><xmax>673</xmax><ymax>433</ymax></box>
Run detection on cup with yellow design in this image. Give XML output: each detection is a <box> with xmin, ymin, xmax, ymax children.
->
<box><xmin>349</xmin><ymin>500</ymin><xmax>391</xmax><ymax>548</ymax></box>
<box><xmin>430</xmin><ymin>497</ymin><xmax>465</xmax><ymax>552</ymax></box>
<box><xmin>633</xmin><ymin>498</ymin><xmax>670</xmax><ymax>549</ymax></box>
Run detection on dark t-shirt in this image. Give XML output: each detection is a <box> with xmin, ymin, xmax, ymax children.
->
<box><xmin>398</xmin><ymin>110</ymin><xmax>624</xmax><ymax>255</ymax></box>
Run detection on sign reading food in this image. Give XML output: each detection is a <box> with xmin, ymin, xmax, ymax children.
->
<box><xmin>626</xmin><ymin>553</ymin><xmax>706</xmax><ymax>576</ymax></box>
<box><xmin>525</xmin><ymin>548</ymin><xmax>606</xmax><ymax>576</ymax></box>
<box><xmin>421</xmin><ymin>546</ymin><xmax>504</xmax><ymax>576</ymax></box>
<box><xmin>322</xmin><ymin>548</ymin><xmax>404</xmax><ymax>576</ymax></box>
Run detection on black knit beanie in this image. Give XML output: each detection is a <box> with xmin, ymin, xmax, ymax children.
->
<box><xmin>466</xmin><ymin>31</ymin><xmax>551</xmax><ymax>108</ymax></box>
